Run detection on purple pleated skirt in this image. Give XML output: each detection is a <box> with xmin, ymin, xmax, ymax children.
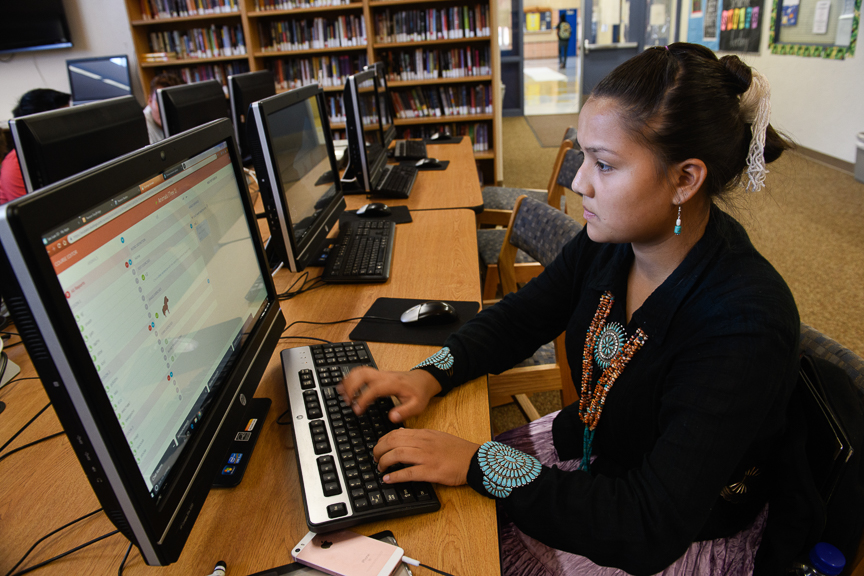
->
<box><xmin>495</xmin><ymin>411</ymin><xmax>768</xmax><ymax>576</ymax></box>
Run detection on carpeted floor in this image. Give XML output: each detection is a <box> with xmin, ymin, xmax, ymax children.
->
<box><xmin>490</xmin><ymin>115</ymin><xmax>864</xmax><ymax>434</ymax></box>
<box><xmin>525</xmin><ymin>114</ymin><xmax>580</xmax><ymax>147</ymax></box>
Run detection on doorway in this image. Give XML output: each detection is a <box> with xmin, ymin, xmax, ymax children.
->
<box><xmin>522</xmin><ymin>5</ymin><xmax>581</xmax><ymax>116</ymax></box>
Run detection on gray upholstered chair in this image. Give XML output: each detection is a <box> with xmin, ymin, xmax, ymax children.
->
<box><xmin>489</xmin><ymin>195</ymin><xmax>583</xmax><ymax>421</ymax></box>
<box><xmin>799</xmin><ymin>325</ymin><xmax>864</xmax><ymax>394</ymax></box>
<box><xmin>477</xmin><ymin>126</ymin><xmax>578</xmax><ymax>227</ymax></box>
<box><xmin>478</xmin><ymin>145</ymin><xmax>584</xmax><ymax>300</ymax></box>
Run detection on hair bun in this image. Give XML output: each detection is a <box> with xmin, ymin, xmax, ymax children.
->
<box><xmin>719</xmin><ymin>55</ymin><xmax>752</xmax><ymax>95</ymax></box>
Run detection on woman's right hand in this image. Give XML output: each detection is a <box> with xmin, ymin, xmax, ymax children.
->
<box><xmin>338</xmin><ymin>367</ymin><xmax>442</xmax><ymax>423</ymax></box>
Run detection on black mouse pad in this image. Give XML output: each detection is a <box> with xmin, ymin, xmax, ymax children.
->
<box><xmin>339</xmin><ymin>205</ymin><xmax>412</xmax><ymax>225</ymax></box>
<box><xmin>423</xmin><ymin>136</ymin><xmax>464</xmax><ymax>145</ymax></box>
<box><xmin>349</xmin><ymin>297</ymin><xmax>480</xmax><ymax>346</ymax></box>
<box><xmin>399</xmin><ymin>160</ymin><xmax>450</xmax><ymax>171</ymax></box>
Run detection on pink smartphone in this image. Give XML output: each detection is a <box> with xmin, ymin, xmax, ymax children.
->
<box><xmin>291</xmin><ymin>530</ymin><xmax>405</xmax><ymax>576</ymax></box>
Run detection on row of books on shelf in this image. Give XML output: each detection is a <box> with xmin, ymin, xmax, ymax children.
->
<box><xmin>373</xmin><ymin>5</ymin><xmax>490</xmax><ymax>44</ymax></box>
<box><xmin>159</xmin><ymin>61</ymin><xmax>250</xmax><ymax>87</ymax></box>
<box><xmin>253</xmin><ymin>0</ymin><xmax>354</xmax><ymax>9</ymax></box>
<box><xmin>138</xmin><ymin>0</ymin><xmax>239</xmax><ymax>19</ymax></box>
<box><xmin>148</xmin><ymin>25</ymin><xmax>246</xmax><ymax>60</ymax></box>
<box><xmin>257</xmin><ymin>16</ymin><xmax>367</xmax><ymax>52</ymax></box>
<box><xmin>267</xmin><ymin>54</ymin><xmax>367</xmax><ymax>90</ymax></box>
<box><xmin>399</xmin><ymin>123</ymin><xmax>490</xmax><ymax>152</ymax></box>
<box><xmin>391</xmin><ymin>84</ymin><xmax>491</xmax><ymax>118</ymax></box>
<box><xmin>381</xmin><ymin>46</ymin><xmax>490</xmax><ymax>81</ymax></box>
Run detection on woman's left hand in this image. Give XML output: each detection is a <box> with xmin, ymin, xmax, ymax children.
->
<box><xmin>373</xmin><ymin>428</ymin><xmax>479</xmax><ymax>486</ymax></box>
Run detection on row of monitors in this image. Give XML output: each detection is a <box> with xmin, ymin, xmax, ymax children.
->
<box><xmin>0</xmin><ymin>64</ymin><xmax>400</xmax><ymax>567</ymax></box>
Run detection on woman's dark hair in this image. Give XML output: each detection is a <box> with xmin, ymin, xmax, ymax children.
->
<box><xmin>591</xmin><ymin>42</ymin><xmax>791</xmax><ymax>199</ymax></box>
<box><xmin>12</xmin><ymin>89</ymin><xmax>71</xmax><ymax>118</ymax></box>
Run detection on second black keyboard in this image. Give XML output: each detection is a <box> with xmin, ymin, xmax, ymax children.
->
<box><xmin>374</xmin><ymin>164</ymin><xmax>417</xmax><ymax>198</ymax></box>
<box><xmin>393</xmin><ymin>139</ymin><xmax>428</xmax><ymax>160</ymax></box>
<box><xmin>321</xmin><ymin>220</ymin><xmax>395</xmax><ymax>283</ymax></box>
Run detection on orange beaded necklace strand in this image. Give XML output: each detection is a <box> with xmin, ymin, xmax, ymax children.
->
<box><xmin>578</xmin><ymin>291</ymin><xmax>648</xmax><ymax>472</ymax></box>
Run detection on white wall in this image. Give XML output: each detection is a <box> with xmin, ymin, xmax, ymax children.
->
<box><xmin>0</xmin><ymin>0</ymin><xmax>141</xmax><ymax>126</ymax></box>
<box><xmin>683</xmin><ymin>8</ymin><xmax>864</xmax><ymax>164</ymax></box>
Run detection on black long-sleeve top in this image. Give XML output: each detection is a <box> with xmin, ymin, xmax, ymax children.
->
<box><xmin>425</xmin><ymin>207</ymin><xmax>800</xmax><ymax>575</ymax></box>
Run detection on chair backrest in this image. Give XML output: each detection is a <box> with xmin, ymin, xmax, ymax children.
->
<box><xmin>499</xmin><ymin>196</ymin><xmax>582</xmax><ymax>294</ymax></box>
<box><xmin>800</xmin><ymin>324</ymin><xmax>864</xmax><ymax>399</ymax></box>
<box><xmin>546</xmin><ymin>126</ymin><xmax>578</xmax><ymax>194</ymax></box>
<box><xmin>548</xmin><ymin>147</ymin><xmax>584</xmax><ymax>213</ymax></box>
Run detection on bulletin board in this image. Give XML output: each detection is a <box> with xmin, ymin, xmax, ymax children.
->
<box><xmin>688</xmin><ymin>0</ymin><xmax>765</xmax><ymax>51</ymax></box>
<box><xmin>768</xmin><ymin>0</ymin><xmax>859</xmax><ymax>57</ymax></box>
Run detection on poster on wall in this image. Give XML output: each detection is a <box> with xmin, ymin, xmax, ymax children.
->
<box><xmin>703</xmin><ymin>0</ymin><xmax>719</xmax><ymax>39</ymax></box>
<box><xmin>719</xmin><ymin>0</ymin><xmax>764</xmax><ymax>51</ymax></box>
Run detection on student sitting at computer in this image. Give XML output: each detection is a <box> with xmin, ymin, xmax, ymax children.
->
<box><xmin>0</xmin><ymin>89</ymin><xmax>71</xmax><ymax>205</ymax></box>
<box><xmin>340</xmin><ymin>43</ymin><xmax>802</xmax><ymax>574</ymax></box>
<box><xmin>143</xmin><ymin>72</ymin><xmax>184</xmax><ymax>144</ymax></box>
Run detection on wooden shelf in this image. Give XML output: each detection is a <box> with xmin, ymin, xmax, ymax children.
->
<box><xmin>370</xmin><ymin>0</ymin><xmax>462</xmax><ymax>6</ymax></box>
<box><xmin>141</xmin><ymin>54</ymin><xmax>250</xmax><ymax>67</ymax></box>
<box><xmin>387</xmin><ymin>75</ymin><xmax>491</xmax><ymax>87</ymax></box>
<box><xmin>372</xmin><ymin>36</ymin><xmax>491</xmax><ymax>49</ymax></box>
<box><xmin>474</xmin><ymin>150</ymin><xmax>494</xmax><ymax>160</ymax></box>
<box><xmin>254</xmin><ymin>45</ymin><xmax>368</xmax><ymax>57</ymax></box>
<box><xmin>247</xmin><ymin>3</ymin><xmax>364</xmax><ymax>17</ymax></box>
<box><xmin>131</xmin><ymin>12</ymin><xmax>241</xmax><ymax>26</ymax></box>
<box><xmin>394</xmin><ymin>113</ymin><xmax>492</xmax><ymax>125</ymax></box>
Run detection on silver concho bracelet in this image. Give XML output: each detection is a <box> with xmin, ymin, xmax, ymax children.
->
<box><xmin>477</xmin><ymin>441</ymin><xmax>542</xmax><ymax>498</ymax></box>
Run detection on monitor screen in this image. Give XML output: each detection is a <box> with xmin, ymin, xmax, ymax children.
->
<box><xmin>0</xmin><ymin>0</ymin><xmax>72</xmax><ymax>55</ymax></box>
<box><xmin>67</xmin><ymin>55</ymin><xmax>133</xmax><ymax>104</ymax></box>
<box><xmin>10</xmin><ymin>95</ymin><xmax>149</xmax><ymax>194</ymax></box>
<box><xmin>158</xmin><ymin>80</ymin><xmax>229</xmax><ymax>138</ymax></box>
<box><xmin>228</xmin><ymin>70</ymin><xmax>276</xmax><ymax>162</ymax></box>
<box><xmin>248</xmin><ymin>84</ymin><xmax>345</xmax><ymax>273</ymax></box>
<box><xmin>342</xmin><ymin>70</ymin><xmax>385</xmax><ymax>193</ymax></box>
<box><xmin>0</xmin><ymin>119</ymin><xmax>284</xmax><ymax>565</ymax></box>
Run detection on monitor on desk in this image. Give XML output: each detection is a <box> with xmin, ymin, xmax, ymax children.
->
<box><xmin>0</xmin><ymin>119</ymin><xmax>285</xmax><ymax>566</ymax></box>
<box><xmin>364</xmin><ymin>62</ymin><xmax>395</xmax><ymax>148</ymax></box>
<box><xmin>157</xmin><ymin>80</ymin><xmax>229</xmax><ymax>139</ymax></box>
<box><xmin>66</xmin><ymin>55</ymin><xmax>133</xmax><ymax>105</ymax></box>
<box><xmin>10</xmin><ymin>95</ymin><xmax>149</xmax><ymax>194</ymax></box>
<box><xmin>228</xmin><ymin>70</ymin><xmax>276</xmax><ymax>164</ymax></box>
<box><xmin>342</xmin><ymin>69</ymin><xmax>386</xmax><ymax>194</ymax></box>
<box><xmin>247</xmin><ymin>83</ymin><xmax>345</xmax><ymax>273</ymax></box>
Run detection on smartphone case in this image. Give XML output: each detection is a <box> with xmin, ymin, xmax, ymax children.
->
<box><xmin>292</xmin><ymin>530</ymin><xmax>404</xmax><ymax>576</ymax></box>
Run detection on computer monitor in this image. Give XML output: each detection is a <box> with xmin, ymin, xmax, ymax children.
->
<box><xmin>0</xmin><ymin>119</ymin><xmax>285</xmax><ymax>566</ymax></box>
<box><xmin>157</xmin><ymin>80</ymin><xmax>229</xmax><ymax>138</ymax></box>
<box><xmin>10</xmin><ymin>95</ymin><xmax>149</xmax><ymax>194</ymax></box>
<box><xmin>228</xmin><ymin>70</ymin><xmax>276</xmax><ymax>164</ymax></box>
<box><xmin>67</xmin><ymin>55</ymin><xmax>133</xmax><ymax>105</ymax></box>
<box><xmin>342</xmin><ymin>69</ymin><xmax>386</xmax><ymax>194</ymax></box>
<box><xmin>247</xmin><ymin>84</ymin><xmax>345</xmax><ymax>273</ymax></box>
<box><xmin>364</xmin><ymin>62</ymin><xmax>395</xmax><ymax>148</ymax></box>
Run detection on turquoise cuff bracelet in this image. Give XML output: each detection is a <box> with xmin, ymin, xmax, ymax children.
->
<box><xmin>412</xmin><ymin>347</ymin><xmax>455</xmax><ymax>374</ymax></box>
<box><xmin>477</xmin><ymin>441</ymin><xmax>541</xmax><ymax>498</ymax></box>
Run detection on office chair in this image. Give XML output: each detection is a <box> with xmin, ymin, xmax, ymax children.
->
<box><xmin>478</xmin><ymin>142</ymin><xmax>584</xmax><ymax>300</ymax></box>
<box><xmin>477</xmin><ymin>126</ymin><xmax>577</xmax><ymax>228</ymax></box>
<box><xmin>488</xmin><ymin>195</ymin><xmax>583</xmax><ymax>422</ymax></box>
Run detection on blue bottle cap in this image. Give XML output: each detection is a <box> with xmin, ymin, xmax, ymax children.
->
<box><xmin>809</xmin><ymin>542</ymin><xmax>845</xmax><ymax>575</ymax></box>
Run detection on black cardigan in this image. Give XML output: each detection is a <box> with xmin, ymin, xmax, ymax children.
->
<box><xmin>423</xmin><ymin>207</ymin><xmax>800</xmax><ymax>575</ymax></box>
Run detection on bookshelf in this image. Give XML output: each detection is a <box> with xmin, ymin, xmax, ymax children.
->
<box><xmin>124</xmin><ymin>0</ymin><xmax>502</xmax><ymax>183</ymax></box>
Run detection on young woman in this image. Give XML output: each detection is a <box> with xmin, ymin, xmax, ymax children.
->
<box><xmin>340</xmin><ymin>43</ymin><xmax>800</xmax><ymax>574</ymax></box>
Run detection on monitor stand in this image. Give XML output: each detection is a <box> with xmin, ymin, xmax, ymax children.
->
<box><xmin>212</xmin><ymin>397</ymin><xmax>271</xmax><ymax>488</ymax></box>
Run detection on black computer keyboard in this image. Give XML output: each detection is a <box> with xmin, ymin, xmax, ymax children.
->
<box><xmin>321</xmin><ymin>220</ymin><xmax>394</xmax><ymax>283</ymax></box>
<box><xmin>374</xmin><ymin>164</ymin><xmax>417</xmax><ymax>198</ymax></box>
<box><xmin>393</xmin><ymin>139</ymin><xmax>427</xmax><ymax>160</ymax></box>
<box><xmin>281</xmin><ymin>342</ymin><xmax>441</xmax><ymax>531</ymax></box>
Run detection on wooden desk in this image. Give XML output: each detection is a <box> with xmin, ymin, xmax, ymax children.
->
<box><xmin>342</xmin><ymin>138</ymin><xmax>484</xmax><ymax>212</ymax></box>
<box><xmin>0</xmin><ymin>210</ymin><xmax>499</xmax><ymax>575</ymax></box>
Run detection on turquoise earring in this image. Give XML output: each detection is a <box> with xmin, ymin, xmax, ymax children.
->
<box><xmin>674</xmin><ymin>205</ymin><xmax>682</xmax><ymax>235</ymax></box>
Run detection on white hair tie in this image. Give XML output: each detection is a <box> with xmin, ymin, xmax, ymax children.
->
<box><xmin>739</xmin><ymin>70</ymin><xmax>771</xmax><ymax>192</ymax></box>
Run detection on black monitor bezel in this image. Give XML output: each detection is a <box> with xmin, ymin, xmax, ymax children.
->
<box><xmin>365</xmin><ymin>62</ymin><xmax>396</xmax><ymax>148</ymax></box>
<box><xmin>228</xmin><ymin>70</ymin><xmax>276</xmax><ymax>160</ymax></box>
<box><xmin>0</xmin><ymin>119</ymin><xmax>285</xmax><ymax>565</ymax></box>
<box><xmin>66</xmin><ymin>54</ymin><xmax>133</xmax><ymax>104</ymax></box>
<box><xmin>343</xmin><ymin>69</ymin><xmax>386</xmax><ymax>193</ymax></box>
<box><xmin>157</xmin><ymin>80</ymin><xmax>229</xmax><ymax>138</ymax></box>
<box><xmin>248</xmin><ymin>83</ymin><xmax>346</xmax><ymax>273</ymax></box>
<box><xmin>9</xmin><ymin>95</ymin><xmax>149</xmax><ymax>194</ymax></box>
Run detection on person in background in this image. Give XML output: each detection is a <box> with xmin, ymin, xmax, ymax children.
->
<box><xmin>143</xmin><ymin>72</ymin><xmax>184</xmax><ymax>144</ymax></box>
<box><xmin>556</xmin><ymin>16</ymin><xmax>572</xmax><ymax>68</ymax></box>
<box><xmin>0</xmin><ymin>89</ymin><xmax>71</xmax><ymax>205</ymax></box>
<box><xmin>340</xmin><ymin>43</ymin><xmax>804</xmax><ymax>575</ymax></box>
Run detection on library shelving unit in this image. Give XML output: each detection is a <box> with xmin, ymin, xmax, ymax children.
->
<box><xmin>123</xmin><ymin>0</ymin><xmax>502</xmax><ymax>183</ymax></box>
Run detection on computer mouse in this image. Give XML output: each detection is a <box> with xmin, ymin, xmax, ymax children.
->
<box><xmin>416</xmin><ymin>158</ymin><xmax>442</xmax><ymax>168</ymax></box>
<box><xmin>400</xmin><ymin>301</ymin><xmax>459</xmax><ymax>326</ymax></box>
<box><xmin>429</xmin><ymin>132</ymin><xmax>452</xmax><ymax>141</ymax></box>
<box><xmin>356</xmin><ymin>203</ymin><xmax>391</xmax><ymax>217</ymax></box>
